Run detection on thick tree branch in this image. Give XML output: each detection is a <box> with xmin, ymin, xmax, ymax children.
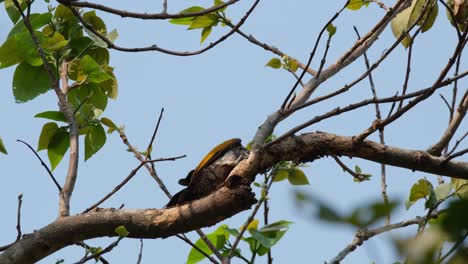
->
<box><xmin>0</xmin><ymin>186</ymin><xmax>256</xmax><ymax>264</ymax></box>
<box><xmin>2</xmin><ymin>129</ymin><xmax>467</xmax><ymax>262</ymax></box>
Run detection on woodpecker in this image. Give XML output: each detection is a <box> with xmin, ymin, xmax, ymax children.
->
<box><xmin>166</xmin><ymin>138</ymin><xmax>246</xmax><ymax>207</ymax></box>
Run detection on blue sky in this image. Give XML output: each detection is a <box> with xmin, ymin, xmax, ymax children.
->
<box><xmin>0</xmin><ymin>0</ymin><xmax>466</xmax><ymax>263</ymax></box>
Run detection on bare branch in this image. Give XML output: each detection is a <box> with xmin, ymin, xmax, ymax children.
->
<box><xmin>327</xmin><ymin>211</ymin><xmax>442</xmax><ymax>264</ymax></box>
<box><xmin>58</xmin><ymin>0</ymin><xmax>239</xmax><ymax>20</ymax></box>
<box><xmin>73</xmin><ymin>237</ymin><xmax>123</xmax><ymax>264</ymax></box>
<box><xmin>63</xmin><ymin>0</ymin><xmax>260</xmax><ymax>56</ymax></box>
<box><xmin>428</xmin><ymin>90</ymin><xmax>468</xmax><ymax>155</ymax></box>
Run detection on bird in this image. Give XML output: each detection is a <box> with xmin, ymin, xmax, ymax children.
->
<box><xmin>166</xmin><ymin>138</ymin><xmax>246</xmax><ymax>207</ymax></box>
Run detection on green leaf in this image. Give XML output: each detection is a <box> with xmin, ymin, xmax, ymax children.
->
<box><xmin>406</xmin><ymin>179</ymin><xmax>434</xmax><ymax>209</ymax></box>
<box><xmin>100</xmin><ymin>65</ymin><xmax>118</xmax><ymax>99</ymax></box>
<box><xmin>421</xmin><ymin>2</ymin><xmax>438</xmax><ymax>32</ymax></box>
<box><xmin>38</xmin><ymin>122</ymin><xmax>59</xmax><ymax>151</ymax></box>
<box><xmin>45</xmin><ymin>32</ymin><xmax>68</xmax><ymax>51</ymax></box>
<box><xmin>8</xmin><ymin>13</ymin><xmax>52</xmax><ymax>37</ymax></box>
<box><xmin>265</xmin><ymin>58</ymin><xmax>282</xmax><ymax>69</ymax></box>
<box><xmin>81</xmin><ymin>55</ymin><xmax>112</xmax><ymax>83</ymax></box>
<box><xmin>35</xmin><ymin>111</ymin><xmax>67</xmax><ymax>122</ymax></box>
<box><xmin>0</xmin><ymin>31</ymin><xmax>44</xmax><ymax>68</ymax></box>
<box><xmin>54</xmin><ymin>4</ymin><xmax>79</xmax><ymax>38</ymax></box>
<box><xmin>84</xmin><ymin>124</ymin><xmax>106</xmax><ymax>161</ymax></box>
<box><xmin>5</xmin><ymin>0</ymin><xmax>27</xmax><ymax>24</ymax></box>
<box><xmin>288</xmin><ymin>168</ymin><xmax>309</xmax><ymax>185</ymax></box>
<box><xmin>347</xmin><ymin>0</ymin><xmax>365</xmax><ymax>10</ymax></box>
<box><xmin>452</xmin><ymin>178</ymin><xmax>468</xmax><ymax>199</ymax></box>
<box><xmin>189</xmin><ymin>15</ymin><xmax>218</xmax><ymax>29</ymax></box>
<box><xmin>200</xmin><ymin>26</ymin><xmax>212</xmax><ymax>44</ymax></box>
<box><xmin>187</xmin><ymin>224</ymin><xmax>230</xmax><ymax>264</ymax></box>
<box><xmin>286</xmin><ymin>59</ymin><xmax>298</xmax><ymax>72</ymax></box>
<box><xmin>73</xmin><ymin>55</ymin><xmax>112</xmax><ymax>83</ymax></box>
<box><xmin>47</xmin><ymin>129</ymin><xmax>70</xmax><ymax>170</ymax></box>
<box><xmin>446</xmin><ymin>0</ymin><xmax>468</xmax><ymax>32</ymax></box>
<box><xmin>115</xmin><ymin>225</ymin><xmax>129</xmax><ymax>237</ymax></box>
<box><xmin>434</xmin><ymin>182</ymin><xmax>452</xmax><ymax>201</ymax></box>
<box><xmin>326</xmin><ymin>23</ymin><xmax>337</xmax><ymax>36</ymax></box>
<box><xmin>13</xmin><ymin>63</ymin><xmax>51</xmax><ymax>103</ymax></box>
<box><xmin>101</xmin><ymin>117</ymin><xmax>118</xmax><ymax>133</ymax></box>
<box><xmin>83</xmin><ymin>11</ymin><xmax>107</xmax><ymax>34</ymax></box>
<box><xmin>272</xmin><ymin>169</ymin><xmax>289</xmax><ymax>182</ymax></box>
<box><xmin>169</xmin><ymin>6</ymin><xmax>205</xmax><ymax>25</ymax></box>
<box><xmin>260</xmin><ymin>220</ymin><xmax>293</xmax><ymax>232</ymax></box>
<box><xmin>0</xmin><ymin>137</ymin><xmax>8</xmax><ymax>154</ymax></box>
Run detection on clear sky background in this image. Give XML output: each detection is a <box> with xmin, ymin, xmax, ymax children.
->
<box><xmin>0</xmin><ymin>0</ymin><xmax>466</xmax><ymax>263</ymax></box>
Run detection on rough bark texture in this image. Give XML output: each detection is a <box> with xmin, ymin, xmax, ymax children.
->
<box><xmin>1</xmin><ymin>131</ymin><xmax>467</xmax><ymax>263</ymax></box>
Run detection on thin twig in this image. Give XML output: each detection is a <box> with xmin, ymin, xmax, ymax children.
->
<box><xmin>448</xmin><ymin>131</ymin><xmax>468</xmax><ymax>155</ymax></box>
<box><xmin>118</xmin><ymin>129</ymin><xmax>172</xmax><ymax>198</ymax></box>
<box><xmin>265</xmin><ymin>73</ymin><xmax>465</xmax><ymax>148</ymax></box>
<box><xmin>73</xmin><ymin>237</ymin><xmax>123</xmax><ymax>264</ymax></box>
<box><xmin>63</xmin><ymin>0</ymin><xmax>260</xmax><ymax>56</ymax></box>
<box><xmin>82</xmin><ymin>156</ymin><xmax>185</xmax><ymax>213</ymax></box>
<box><xmin>332</xmin><ymin>156</ymin><xmax>368</xmax><ymax>181</ymax></box>
<box><xmin>327</xmin><ymin>211</ymin><xmax>443</xmax><ymax>264</ymax></box>
<box><xmin>444</xmin><ymin>148</ymin><xmax>468</xmax><ymax>163</ymax></box>
<box><xmin>145</xmin><ymin>108</ymin><xmax>165</xmax><ymax>160</ymax></box>
<box><xmin>438</xmin><ymin>230</ymin><xmax>468</xmax><ymax>263</ymax></box>
<box><xmin>354</xmin><ymin>26</ymin><xmax>390</xmax><ymax>224</ymax></box>
<box><xmin>75</xmin><ymin>242</ymin><xmax>110</xmax><ymax>264</ymax></box>
<box><xmin>281</xmin><ymin>2</ymin><xmax>348</xmax><ymax>110</ymax></box>
<box><xmin>175</xmin><ymin>234</ymin><xmax>219</xmax><ymax>264</ymax></box>
<box><xmin>59</xmin><ymin>0</ymin><xmax>239</xmax><ymax>20</ymax></box>
<box><xmin>15</xmin><ymin>194</ymin><xmax>23</xmax><ymax>241</ymax></box>
<box><xmin>17</xmin><ymin>140</ymin><xmax>62</xmax><ymax>192</ymax></box>
<box><xmin>136</xmin><ymin>239</ymin><xmax>144</xmax><ymax>264</ymax></box>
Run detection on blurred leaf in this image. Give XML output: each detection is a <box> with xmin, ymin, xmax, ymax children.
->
<box><xmin>452</xmin><ymin>178</ymin><xmax>468</xmax><ymax>199</ymax></box>
<box><xmin>115</xmin><ymin>225</ymin><xmax>129</xmax><ymax>237</ymax></box>
<box><xmin>187</xmin><ymin>224</ymin><xmax>230</xmax><ymax>264</ymax></box>
<box><xmin>5</xmin><ymin>0</ymin><xmax>27</xmax><ymax>24</ymax></box>
<box><xmin>35</xmin><ymin>111</ymin><xmax>67</xmax><ymax>122</ymax></box>
<box><xmin>265</xmin><ymin>58</ymin><xmax>282</xmax><ymax>69</ymax></box>
<box><xmin>170</xmin><ymin>6</ymin><xmax>204</xmax><ymax>25</ymax></box>
<box><xmin>288</xmin><ymin>168</ymin><xmax>309</xmax><ymax>185</ymax></box>
<box><xmin>272</xmin><ymin>169</ymin><xmax>289</xmax><ymax>182</ymax></box>
<box><xmin>84</xmin><ymin>123</ymin><xmax>106</xmax><ymax>161</ymax></box>
<box><xmin>47</xmin><ymin>129</ymin><xmax>70</xmax><ymax>170</ymax></box>
<box><xmin>0</xmin><ymin>137</ymin><xmax>7</xmax><ymax>154</ymax></box>
<box><xmin>13</xmin><ymin>63</ymin><xmax>51</xmax><ymax>103</ymax></box>
<box><xmin>421</xmin><ymin>3</ymin><xmax>438</xmax><ymax>32</ymax></box>
<box><xmin>434</xmin><ymin>182</ymin><xmax>452</xmax><ymax>201</ymax></box>
<box><xmin>406</xmin><ymin>179</ymin><xmax>433</xmax><ymax>209</ymax></box>
<box><xmin>245</xmin><ymin>219</ymin><xmax>259</xmax><ymax>231</ymax></box>
<box><xmin>441</xmin><ymin>198</ymin><xmax>468</xmax><ymax>240</ymax></box>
